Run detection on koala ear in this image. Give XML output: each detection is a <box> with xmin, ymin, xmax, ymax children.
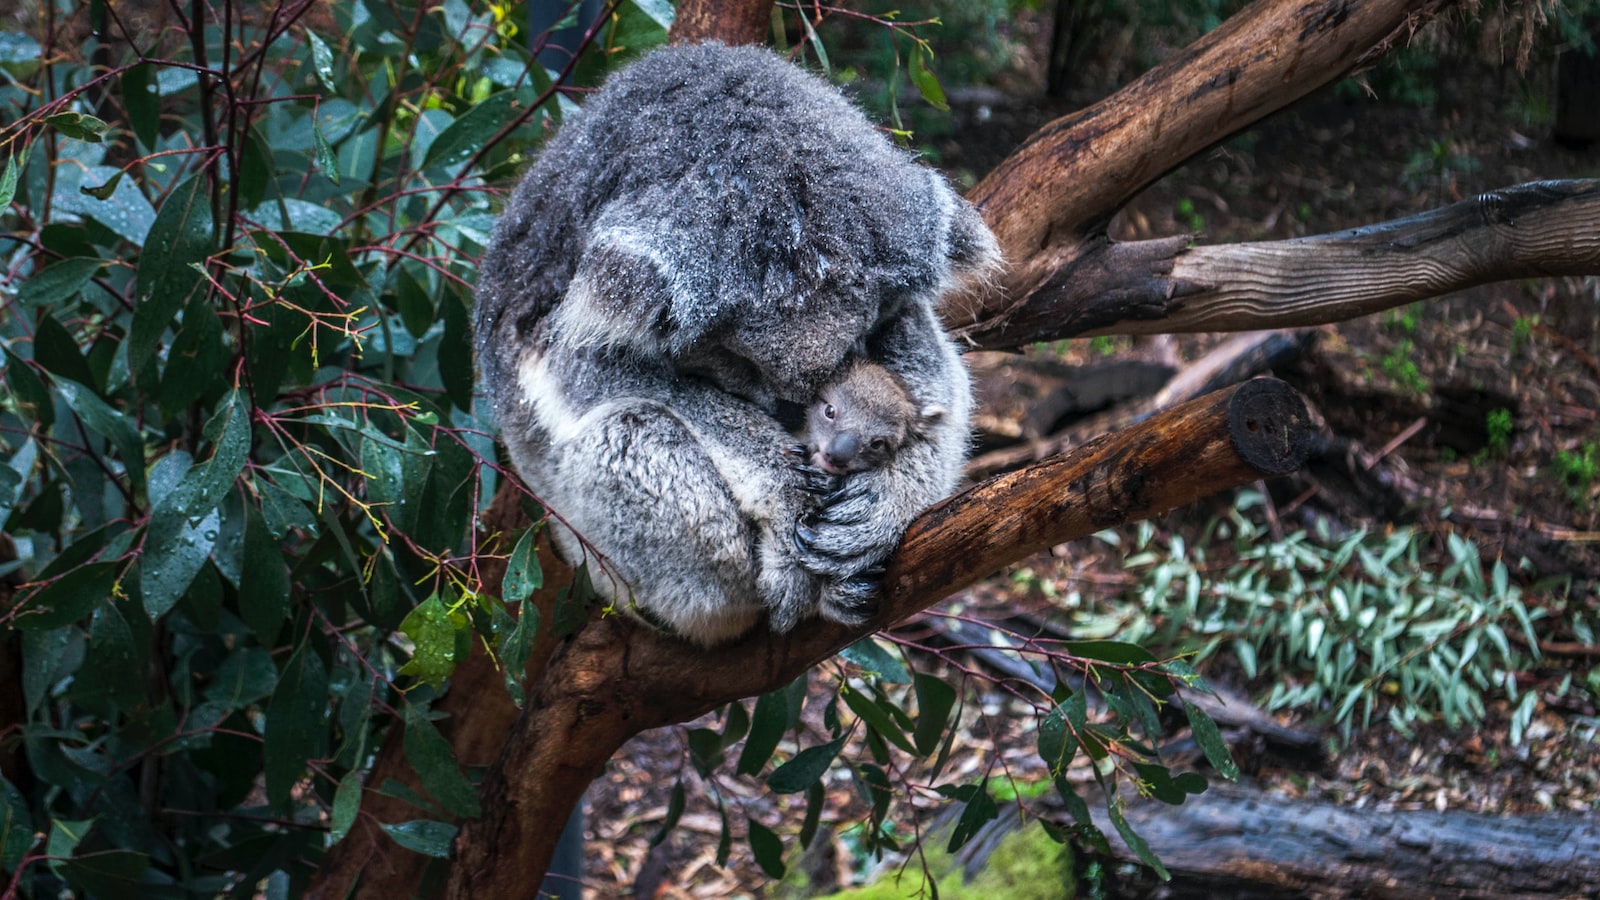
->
<box><xmin>944</xmin><ymin>199</ymin><xmax>1001</xmax><ymax>278</ymax></box>
<box><xmin>549</xmin><ymin>222</ymin><xmax>679</xmax><ymax>352</ymax></box>
<box><xmin>917</xmin><ymin>404</ymin><xmax>948</xmax><ymax>431</ymax></box>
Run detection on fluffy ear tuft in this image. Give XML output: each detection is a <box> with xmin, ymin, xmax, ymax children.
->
<box><xmin>917</xmin><ymin>404</ymin><xmax>948</xmax><ymax>431</ymax></box>
<box><xmin>548</xmin><ymin>222</ymin><xmax>677</xmax><ymax>353</ymax></box>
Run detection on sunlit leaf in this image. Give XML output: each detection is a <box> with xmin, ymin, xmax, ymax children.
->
<box><xmin>839</xmin><ymin>637</ymin><xmax>909</xmax><ymax>683</ymax></box>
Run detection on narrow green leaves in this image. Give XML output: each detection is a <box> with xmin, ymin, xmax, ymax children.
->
<box><xmin>767</xmin><ymin>736</ymin><xmax>845</xmax><ymax>794</ymax></box>
<box><xmin>57</xmin><ymin>380</ymin><xmax>145</xmax><ymax>495</ymax></box>
<box><xmin>264</xmin><ymin>641</ymin><xmax>329</xmax><ymax>810</ymax></box>
<box><xmin>746</xmin><ymin>819</ymin><xmax>785</xmax><ymax>879</ymax></box>
<box><xmin>736</xmin><ymin>688</ymin><xmax>789</xmax><ymax>776</ymax></box>
<box><xmin>502</xmin><ymin>528</ymin><xmax>543</xmax><ymax>604</ymax></box>
<box><xmin>121</xmin><ymin>63</ymin><xmax>159</xmax><ymax>149</ymax></box>
<box><xmin>1181</xmin><ymin>701</ymin><xmax>1239</xmax><ymax>781</ymax></box>
<box><xmin>403</xmin><ymin>702</ymin><xmax>482</xmax><ymax>818</ymax></box>
<box><xmin>132</xmin><ymin>173</ymin><xmax>213</xmax><ymax>381</ymax></box>
<box><xmin>380</xmin><ymin>820</ymin><xmax>456</xmax><ymax>857</ymax></box>
<box><xmin>10</xmin><ymin>562</ymin><xmax>118</xmax><ymax>630</ymax></box>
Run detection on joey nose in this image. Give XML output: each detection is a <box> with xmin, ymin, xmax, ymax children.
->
<box><xmin>825</xmin><ymin>433</ymin><xmax>859</xmax><ymax>470</ymax></box>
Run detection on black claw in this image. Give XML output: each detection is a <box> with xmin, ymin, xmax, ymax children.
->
<box><xmin>794</xmin><ymin>521</ymin><xmax>820</xmax><ymax>552</ymax></box>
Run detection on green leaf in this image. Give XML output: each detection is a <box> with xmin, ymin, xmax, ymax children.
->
<box><xmin>1037</xmin><ymin>702</ymin><xmax>1079</xmax><ymax>775</ymax></box>
<box><xmin>264</xmin><ymin>640</ymin><xmax>330</xmax><ymax>810</ymax></box>
<box><xmin>1</xmin><ymin>347</ymin><xmax>53</xmax><ymax>428</ymax></box>
<box><xmin>44</xmin><ymin>111</ymin><xmax>108</xmax><ymax>142</ymax></box>
<box><xmin>1064</xmin><ymin>640</ymin><xmax>1159</xmax><ymax>665</ymax></box>
<box><xmin>650</xmin><ymin>779</ymin><xmax>685</xmax><ymax>848</ymax></box>
<box><xmin>132</xmin><ymin>173</ymin><xmax>213</xmax><ymax>381</ymax></box>
<box><xmin>57</xmin><ymin>377</ymin><xmax>144</xmax><ymax>493</ymax></box>
<box><xmin>839</xmin><ymin>637</ymin><xmax>909</xmax><ymax>683</ymax></box>
<box><xmin>380</xmin><ymin>820</ymin><xmax>457</xmax><ymax>857</ymax></box>
<box><xmin>628</xmin><ymin>0</ymin><xmax>676</xmax><ymax>29</ymax></box>
<box><xmin>909</xmin><ymin>46</ymin><xmax>949</xmax><ymax>111</ymax></box>
<box><xmin>19</xmin><ymin>256</ymin><xmax>101</xmax><ymax>308</ymax></box>
<box><xmin>307</xmin><ymin>30</ymin><xmax>337</xmax><ymax>92</ymax></box>
<box><xmin>398</xmin><ymin>594</ymin><xmax>467</xmax><ymax>686</ymax></box>
<box><xmin>72</xmin><ymin>602</ymin><xmax>144</xmax><ymax>713</ymax></box>
<box><xmin>11</xmin><ymin>562</ymin><xmax>117</xmax><ymax>630</ymax></box>
<box><xmin>1182</xmin><ymin>701</ymin><xmax>1240</xmax><ymax>781</ymax></box>
<box><xmin>912</xmin><ymin>673</ymin><xmax>955</xmax><ymax>757</ymax></box>
<box><xmin>767</xmin><ymin>735</ymin><xmax>845</xmax><ymax>794</ymax></box>
<box><xmin>140</xmin><ymin>502</ymin><xmax>220</xmax><ymax>619</ymax></box>
<box><xmin>403</xmin><ymin>701</ymin><xmax>482</xmax><ymax>818</ymax></box>
<box><xmin>736</xmin><ymin>688</ymin><xmax>789</xmax><ymax>776</ymax></box>
<box><xmin>0</xmin><ymin>152</ymin><xmax>19</xmax><ymax>212</ymax></box>
<box><xmin>438</xmin><ymin>292</ymin><xmax>474</xmax><ymax>410</ymax></box>
<box><xmin>160</xmin><ymin>296</ymin><xmax>227</xmax><ymax>412</ymax></box>
<box><xmin>329</xmin><ymin>770</ymin><xmax>362</xmax><ymax>845</ymax></box>
<box><xmin>121</xmin><ymin>63</ymin><xmax>159</xmax><ymax>149</ymax></box>
<box><xmin>311</xmin><ymin>116</ymin><xmax>340</xmax><ymax>185</ymax></box>
<box><xmin>422</xmin><ymin>91</ymin><xmax>521</xmax><ymax>169</ymax></box>
<box><xmin>32</xmin><ymin>313</ymin><xmax>97</xmax><ymax>390</ymax></box>
<box><xmin>841</xmin><ymin>686</ymin><xmax>916</xmax><ymax>754</ymax></box>
<box><xmin>80</xmin><ymin>169</ymin><xmax>123</xmax><ymax>200</ymax></box>
<box><xmin>1107</xmin><ymin>797</ymin><xmax>1169</xmax><ymax>879</ymax></box>
<box><xmin>0</xmin><ymin>775</ymin><xmax>34</xmax><ymax>871</ymax></box>
<box><xmin>944</xmin><ymin>780</ymin><xmax>998</xmax><ymax>853</ymax></box>
<box><xmin>747</xmin><ymin>818</ymin><xmax>786</xmax><ymax>879</ymax></box>
<box><xmin>205</xmin><ymin>646</ymin><xmax>279</xmax><ymax>708</ymax></box>
<box><xmin>502</xmin><ymin>528</ymin><xmax>543</xmax><ymax>604</ymax></box>
<box><xmin>239</xmin><ymin>501</ymin><xmax>291</xmax><ymax>642</ymax></box>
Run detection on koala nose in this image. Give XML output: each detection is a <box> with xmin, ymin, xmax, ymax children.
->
<box><xmin>825</xmin><ymin>433</ymin><xmax>859</xmax><ymax>470</ymax></box>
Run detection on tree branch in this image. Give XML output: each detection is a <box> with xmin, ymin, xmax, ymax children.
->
<box><xmin>445</xmin><ymin>378</ymin><xmax>1315</xmax><ymax>894</ymax></box>
<box><xmin>963</xmin><ymin>0</ymin><xmax>1454</xmax><ymax>317</ymax></box>
<box><xmin>951</xmin><ymin>178</ymin><xmax>1600</xmax><ymax>346</ymax></box>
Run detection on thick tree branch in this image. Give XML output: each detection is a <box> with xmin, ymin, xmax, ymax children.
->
<box><xmin>669</xmin><ymin>0</ymin><xmax>773</xmax><ymax>46</ymax></box>
<box><xmin>964</xmin><ymin>0</ymin><xmax>1453</xmax><ymax>318</ymax></box>
<box><xmin>951</xmin><ymin>178</ymin><xmax>1600</xmax><ymax>346</ymax></box>
<box><xmin>445</xmin><ymin>379</ymin><xmax>1314</xmax><ymax>894</ymax></box>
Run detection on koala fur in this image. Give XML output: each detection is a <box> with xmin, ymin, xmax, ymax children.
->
<box><xmin>805</xmin><ymin>358</ymin><xmax>942</xmax><ymax>476</ymax></box>
<box><xmin>474</xmin><ymin>43</ymin><xmax>999</xmax><ymax>646</ymax></box>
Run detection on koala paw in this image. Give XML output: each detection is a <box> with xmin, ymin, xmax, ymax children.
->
<box><xmin>792</xmin><ymin>477</ymin><xmax>901</xmax><ymax>578</ymax></box>
<box><xmin>818</xmin><ymin>575</ymin><xmax>881</xmax><ymax>626</ymax></box>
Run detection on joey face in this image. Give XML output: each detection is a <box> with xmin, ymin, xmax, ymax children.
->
<box><xmin>806</xmin><ymin>365</ymin><xmax>916</xmax><ymax>475</ymax></box>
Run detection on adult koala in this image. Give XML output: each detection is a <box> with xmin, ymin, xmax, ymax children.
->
<box><xmin>474</xmin><ymin>43</ymin><xmax>998</xmax><ymax>646</ymax></box>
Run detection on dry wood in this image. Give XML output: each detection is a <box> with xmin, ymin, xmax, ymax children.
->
<box><xmin>968</xmin><ymin>331</ymin><xmax>1309</xmax><ymax>478</ymax></box>
<box><xmin>442</xmin><ymin>379</ymin><xmax>1315</xmax><ymax>895</ymax></box>
<box><xmin>955</xmin><ymin>179</ymin><xmax>1600</xmax><ymax>346</ymax></box>
<box><xmin>959</xmin><ymin>0</ymin><xmax>1454</xmax><ymax>322</ymax></box>
<box><xmin>1106</xmin><ymin>782</ymin><xmax>1600</xmax><ymax>897</ymax></box>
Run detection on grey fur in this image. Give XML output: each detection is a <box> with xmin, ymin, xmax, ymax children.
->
<box><xmin>805</xmin><ymin>358</ymin><xmax>942</xmax><ymax>476</ymax></box>
<box><xmin>474</xmin><ymin>43</ymin><xmax>998</xmax><ymax>646</ymax></box>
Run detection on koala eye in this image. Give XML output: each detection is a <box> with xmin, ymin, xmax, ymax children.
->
<box><xmin>824</xmin><ymin>404</ymin><xmax>837</xmax><ymax>420</ymax></box>
<box><xmin>869</xmin><ymin>437</ymin><xmax>887</xmax><ymax>451</ymax></box>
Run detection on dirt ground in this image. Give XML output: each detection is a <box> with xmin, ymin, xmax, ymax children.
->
<box><xmin>572</xmin><ymin>43</ymin><xmax>1600</xmax><ymax>900</ymax></box>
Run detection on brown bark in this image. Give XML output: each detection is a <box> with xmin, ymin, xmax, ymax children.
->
<box><xmin>960</xmin><ymin>0</ymin><xmax>1453</xmax><ymax>326</ymax></box>
<box><xmin>954</xmin><ymin>179</ymin><xmax>1600</xmax><ymax>346</ymax></box>
<box><xmin>668</xmin><ymin>0</ymin><xmax>773</xmax><ymax>47</ymax></box>
<box><xmin>444</xmin><ymin>378</ymin><xmax>1315</xmax><ymax>896</ymax></box>
<box><xmin>1106</xmin><ymin>782</ymin><xmax>1600</xmax><ymax>897</ymax></box>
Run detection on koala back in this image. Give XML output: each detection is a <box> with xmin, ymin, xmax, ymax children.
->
<box><xmin>474</xmin><ymin>42</ymin><xmax>998</xmax><ymax>406</ymax></box>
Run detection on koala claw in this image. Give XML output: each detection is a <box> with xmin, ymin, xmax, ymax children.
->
<box><xmin>820</xmin><ymin>577</ymin><xmax>880</xmax><ymax>625</ymax></box>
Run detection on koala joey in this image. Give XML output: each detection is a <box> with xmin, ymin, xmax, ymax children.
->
<box><xmin>474</xmin><ymin>43</ymin><xmax>999</xmax><ymax>646</ymax></box>
<box><xmin>805</xmin><ymin>358</ymin><xmax>944</xmax><ymax>476</ymax></box>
